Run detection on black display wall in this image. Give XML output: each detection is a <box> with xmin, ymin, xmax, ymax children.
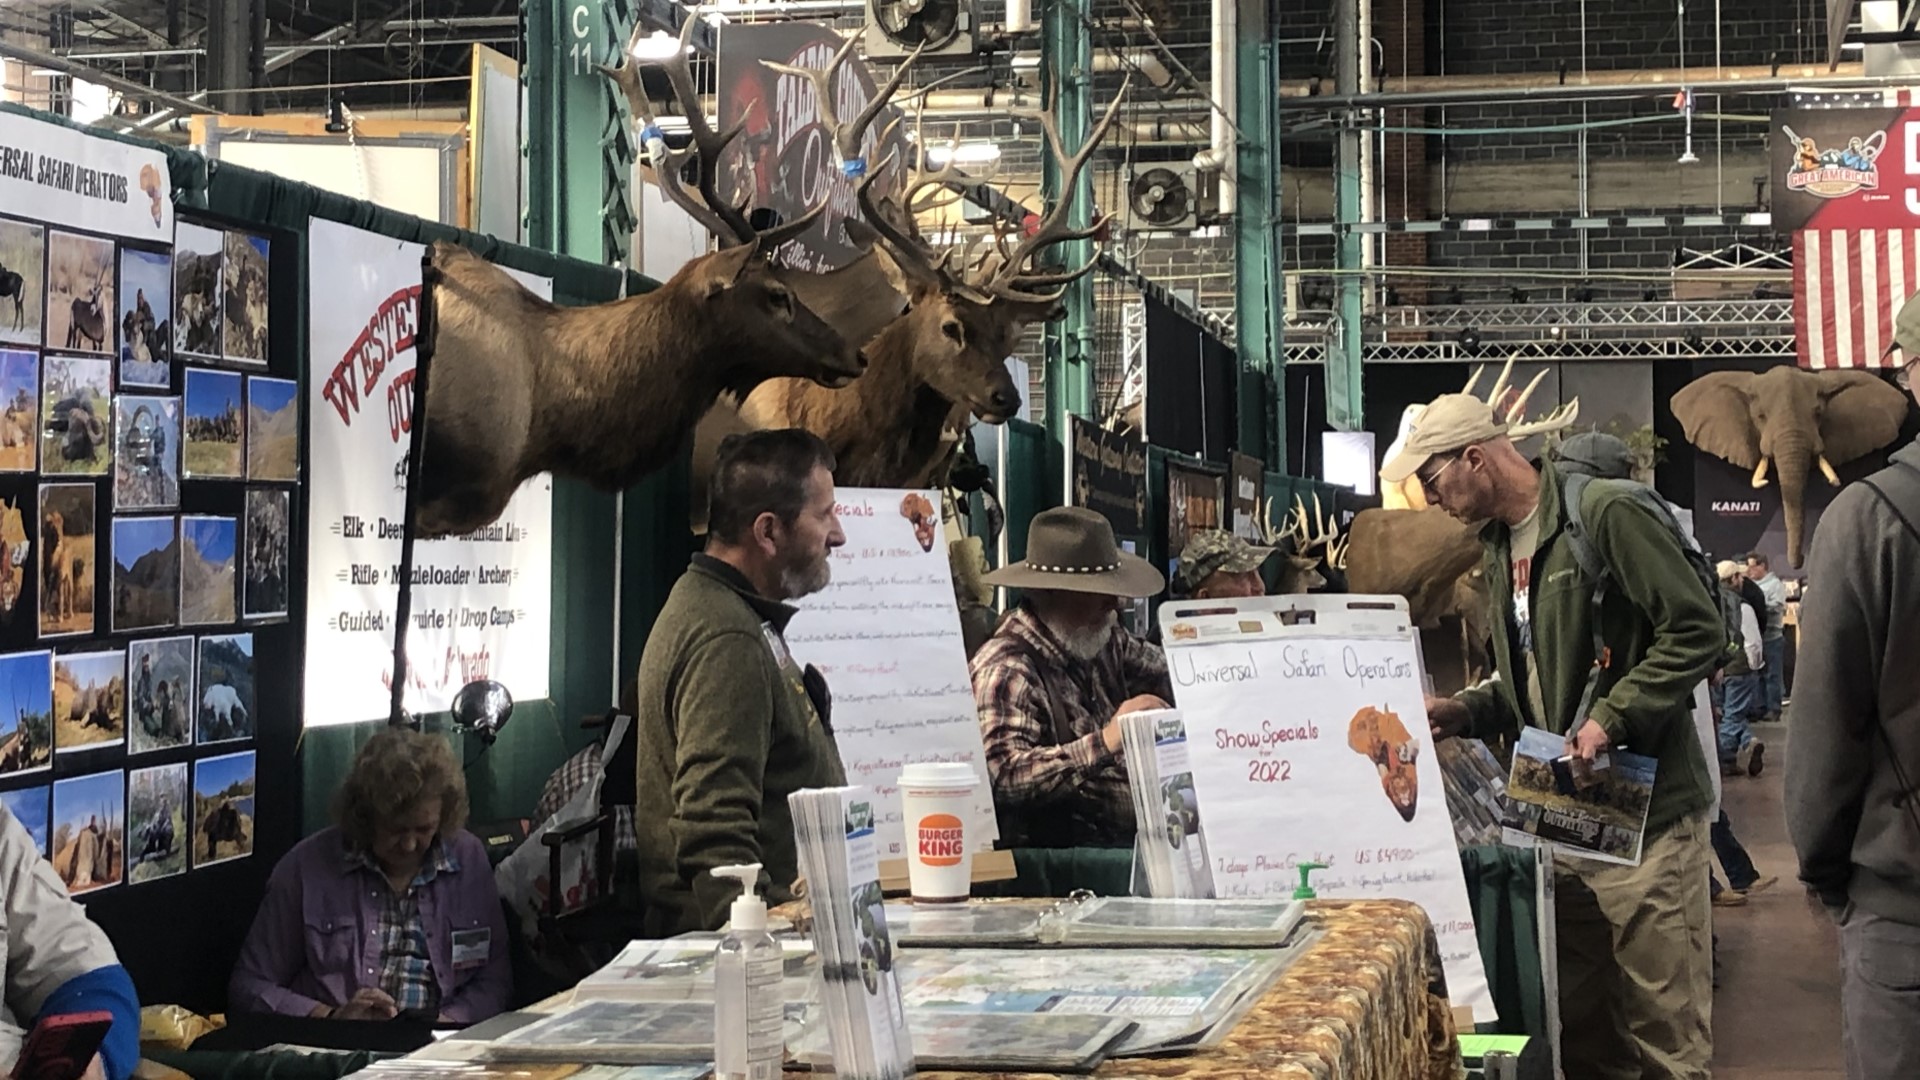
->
<box><xmin>0</xmin><ymin>210</ymin><xmax>306</xmax><ymax>1015</ymax></box>
<box><xmin>1144</xmin><ymin>296</ymin><xmax>1236</xmax><ymax>461</ymax></box>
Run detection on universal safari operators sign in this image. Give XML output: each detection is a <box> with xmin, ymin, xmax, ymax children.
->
<box><xmin>0</xmin><ymin>110</ymin><xmax>173</xmax><ymax>239</ymax></box>
<box><xmin>304</xmin><ymin>218</ymin><xmax>552</xmax><ymax>726</ymax></box>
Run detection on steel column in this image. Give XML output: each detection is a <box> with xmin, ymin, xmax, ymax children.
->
<box><xmin>1234</xmin><ymin>0</ymin><xmax>1284</xmax><ymax>464</ymax></box>
<box><xmin>1327</xmin><ymin>0</ymin><xmax>1365</xmax><ymax>431</ymax></box>
<box><xmin>524</xmin><ymin>0</ymin><xmax>638</xmax><ymax>264</ymax></box>
<box><xmin>1041</xmin><ymin>0</ymin><xmax>1096</xmax><ymax>443</ymax></box>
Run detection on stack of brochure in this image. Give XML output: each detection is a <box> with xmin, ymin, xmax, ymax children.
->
<box><xmin>1118</xmin><ymin>709</ymin><xmax>1216</xmax><ymax>898</ymax></box>
<box><xmin>1437</xmin><ymin>736</ymin><xmax>1509</xmax><ymax>848</ymax></box>
<box><xmin>482</xmin><ymin>999</ymin><xmax>805</xmax><ymax>1065</ymax></box>
<box><xmin>1500</xmin><ymin>725</ymin><xmax>1657</xmax><ymax>865</ymax></box>
<box><xmin>572</xmin><ymin>938</ymin><xmax>818</xmax><ymax>1003</ymax></box>
<box><xmin>789</xmin><ymin>786</ymin><xmax>916</xmax><ymax>1080</ymax></box>
<box><xmin>1037</xmin><ymin>896</ymin><xmax>1308</xmax><ymax>947</ymax></box>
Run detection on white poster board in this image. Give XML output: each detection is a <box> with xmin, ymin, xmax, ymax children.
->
<box><xmin>1159</xmin><ymin>593</ymin><xmax>1495</xmax><ymax>1021</ymax></box>
<box><xmin>0</xmin><ymin>110</ymin><xmax>174</xmax><ymax>242</ymax></box>
<box><xmin>303</xmin><ymin>217</ymin><xmax>553</xmax><ymax>725</ymax></box>
<box><xmin>781</xmin><ymin>488</ymin><xmax>999</xmax><ymax>859</ymax></box>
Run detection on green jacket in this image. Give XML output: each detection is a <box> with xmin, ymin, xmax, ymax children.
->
<box><xmin>633</xmin><ymin>554</ymin><xmax>846</xmax><ymax>935</ymax></box>
<box><xmin>1458</xmin><ymin>460</ymin><xmax>1719</xmax><ymax>835</ymax></box>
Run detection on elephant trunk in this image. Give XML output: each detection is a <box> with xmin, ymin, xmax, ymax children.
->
<box><xmin>1774</xmin><ymin>434</ymin><xmax>1813</xmax><ymax>569</ymax></box>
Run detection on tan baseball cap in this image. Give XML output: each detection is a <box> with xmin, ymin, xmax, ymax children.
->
<box><xmin>1888</xmin><ymin>291</ymin><xmax>1920</xmax><ymax>359</ymax></box>
<box><xmin>1379</xmin><ymin>393</ymin><xmax>1511</xmax><ymax>484</ymax></box>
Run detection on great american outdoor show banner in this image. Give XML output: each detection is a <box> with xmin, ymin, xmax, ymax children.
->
<box><xmin>304</xmin><ymin>218</ymin><xmax>553</xmax><ymax>725</ymax></box>
<box><xmin>1158</xmin><ymin>593</ymin><xmax>1495</xmax><ymax>1022</ymax></box>
<box><xmin>0</xmin><ymin>110</ymin><xmax>174</xmax><ymax>242</ymax></box>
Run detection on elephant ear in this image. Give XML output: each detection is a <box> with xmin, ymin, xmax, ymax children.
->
<box><xmin>1817</xmin><ymin>370</ymin><xmax>1911</xmax><ymax>464</ymax></box>
<box><xmin>1671</xmin><ymin>371</ymin><xmax>1762</xmax><ymax>468</ymax></box>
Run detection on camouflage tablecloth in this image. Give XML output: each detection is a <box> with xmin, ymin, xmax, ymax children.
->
<box><xmin>902</xmin><ymin>897</ymin><xmax>1466</xmax><ymax>1080</ymax></box>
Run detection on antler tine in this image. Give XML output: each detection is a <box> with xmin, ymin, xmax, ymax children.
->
<box><xmin>596</xmin><ymin>21</ymin><xmax>738</xmax><ymax>243</ymax></box>
<box><xmin>648</xmin><ymin>13</ymin><xmax>761</xmax><ymax>244</ymax></box>
<box><xmin>1462</xmin><ymin>362</ymin><xmax>1485</xmax><ymax>397</ymax></box>
<box><xmin>1502</xmin><ymin>368</ymin><xmax>1550</xmax><ymax>424</ymax></box>
<box><xmin>982</xmin><ymin>75</ymin><xmax>1132</xmax><ymax>296</ymax></box>
<box><xmin>1481</xmin><ymin>352</ymin><xmax>1516</xmax><ymax>408</ymax></box>
<box><xmin>1327</xmin><ymin>532</ymin><xmax>1350</xmax><ymax>572</ymax></box>
<box><xmin>1507</xmin><ymin>398</ymin><xmax>1582</xmax><ymax>440</ymax></box>
<box><xmin>764</xmin><ymin>33</ymin><xmax>922</xmax><ymax>170</ymax></box>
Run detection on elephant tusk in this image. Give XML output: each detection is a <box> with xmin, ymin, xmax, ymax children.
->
<box><xmin>1820</xmin><ymin>455</ymin><xmax>1842</xmax><ymax>486</ymax></box>
<box><xmin>1751</xmin><ymin>458</ymin><xmax>1771</xmax><ymax>489</ymax></box>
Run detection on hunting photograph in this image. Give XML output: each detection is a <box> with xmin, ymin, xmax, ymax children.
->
<box><xmin>0</xmin><ymin>349</ymin><xmax>39</xmax><ymax>472</ymax></box>
<box><xmin>173</xmin><ymin>222</ymin><xmax>223</xmax><ymax>359</ymax></box>
<box><xmin>52</xmin><ymin>768</ymin><xmax>124</xmax><ymax>894</ymax></box>
<box><xmin>118</xmin><ymin>247</ymin><xmax>172</xmax><ymax>387</ymax></box>
<box><xmin>128</xmin><ymin>761</ymin><xmax>187</xmax><ymax>882</ymax></box>
<box><xmin>111</xmin><ymin>515</ymin><xmax>178</xmax><ymax>634</ymax></box>
<box><xmin>243</xmin><ymin>489</ymin><xmax>289</xmax><ymax>619</ymax></box>
<box><xmin>246</xmin><ymin>376</ymin><xmax>297</xmax><ymax>481</ymax></box>
<box><xmin>0</xmin><ymin>489</ymin><xmax>38</xmax><ymax>630</ymax></box>
<box><xmin>44</xmin><ymin>232</ymin><xmax>113</xmax><ymax>356</ymax></box>
<box><xmin>53</xmin><ymin>649</ymin><xmax>125</xmax><ymax>755</ymax></box>
<box><xmin>183</xmin><ymin>368</ymin><xmax>244</xmax><ymax>479</ymax></box>
<box><xmin>0</xmin><ymin>217</ymin><xmax>45</xmax><ymax>348</ymax></box>
<box><xmin>0</xmin><ymin>650</ymin><xmax>52</xmax><ymax>778</ymax></box>
<box><xmin>113</xmin><ymin>395</ymin><xmax>181</xmax><ymax>511</ymax></box>
<box><xmin>197</xmin><ymin>633</ymin><xmax>253</xmax><ymax>744</ymax></box>
<box><xmin>193</xmin><ymin>749</ymin><xmax>254</xmax><ymax>866</ymax></box>
<box><xmin>37</xmin><ymin>484</ymin><xmax>96</xmax><ymax>638</ymax></box>
<box><xmin>223</xmin><ymin>231</ymin><xmax>269</xmax><ymax>363</ymax></box>
<box><xmin>127</xmin><ymin>635</ymin><xmax>194</xmax><ymax>755</ymax></box>
<box><xmin>179</xmin><ymin>516</ymin><xmax>237</xmax><ymax>626</ymax></box>
<box><xmin>40</xmin><ymin>354</ymin><xmax>111</xmax><ymax>477</ymax></box>
<box><xmin>1</xmin><ymin>786</ymin><xmax>49</xmax><ymax>855</ymax></box>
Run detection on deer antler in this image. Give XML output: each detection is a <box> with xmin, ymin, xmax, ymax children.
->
<box><xmin>1462</xmin><ymin>351</ymin><xmax>1581</xmax><ymax>440</ymax></box>
<box><xmin>600</xmin><ymin>15</ymin><xmax>827</xmax><ymax>251</ymax></box>
<box><xmin>1507</xmin><ymin>399</ymin><xmax>1581</xmax><ymax>439</ymax></box>
<box><xmin>975</xmin><ymin>77</ymin><xmax>1134</xmax><ymax>303</ymax></box>
<box><xmin>1286</xmin><ymin>493</ymin><xmax>1339</xmax><ymax>560</ymax></box>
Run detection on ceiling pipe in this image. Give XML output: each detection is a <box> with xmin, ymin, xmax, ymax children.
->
<box><xmin>0</xmin><ymin>37</ymin><xmax>223</xmax><ymax>117</ymax></box>
<box><xmin>1091</xmin><ymin>50</ymin><xmax>1171</xmax><ymax>88</ymax></box>
<box><xmin>1279</xmin><ymin>62</ymin><xmax>1880</xmax><ymax>108</ymax></box>
<box><xmin>1006</xmin><ymin>0</ymin><xmax>1034</xmax><ymax>34</ymax></box>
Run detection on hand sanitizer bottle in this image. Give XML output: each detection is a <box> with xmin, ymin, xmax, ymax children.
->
<box><xmin>711</xmin><ymin>864</ymin><xmax>783</xmax><ymax>1080</ymax></box>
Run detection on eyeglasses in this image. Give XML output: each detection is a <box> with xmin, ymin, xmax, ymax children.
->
<box><xmin>1416</xmin><ymin>454</ymin><xmax>1461</xmax><ymax>497</ymax></box>
<box><xmin>1898</xmin><ymin>356</ymin><xmax>1919</xmax><ymax>391</ymax></box>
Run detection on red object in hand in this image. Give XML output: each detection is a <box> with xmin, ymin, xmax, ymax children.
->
<box><xmin>13</xmin><ymin>1011</ymin><xmax>112</xmax><ymax>1080</ymax></box>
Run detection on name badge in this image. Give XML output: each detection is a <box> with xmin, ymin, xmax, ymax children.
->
<box><xmin>452</xmin><ymin>927</ymin><xmax>491</xmax><ymax>970</ymax></box>
<box><xmin>761</xmin><ymin>621</ymin><xmax>796</xmax><ymax>672</ymax></box>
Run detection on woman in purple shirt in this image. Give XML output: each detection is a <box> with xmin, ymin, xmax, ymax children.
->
<box><xmin>230</xmin><ymin>729</ymin><xmax>511</xmax><ymax>1024</ymax></box>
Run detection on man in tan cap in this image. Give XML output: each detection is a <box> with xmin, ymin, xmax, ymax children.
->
<box><xmin>970</xmin><ymin>506</ymin><xmax>1173</xmax><ymax>849</ymax></box>
<box><xmin>1175</xmin><ymin>529</ymin><xmax>1276</xmax><ymax>599</ymax></box>
<box><xmin>1386</xmin><ymin>393</ymin><xmax>1725</xmax><ymax>1079</ymax></box>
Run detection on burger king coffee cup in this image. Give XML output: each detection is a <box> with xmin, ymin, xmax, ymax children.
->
<box><xmin>899</xmin><ymin>762</ymin><xmax>979</xmax><ymax>904</ymax></box>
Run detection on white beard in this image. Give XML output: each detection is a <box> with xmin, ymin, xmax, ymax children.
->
<box><xmin>779</xmin><ymin>555</ymin><xmax>831</xmax><ymax>600</ymax></box>
<box><xmin>1047</xmin><ymin>609</ymin><xmax>1117</xmax><ymax>661</ymax></box>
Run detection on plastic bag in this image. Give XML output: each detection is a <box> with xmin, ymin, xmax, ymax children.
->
<box><xmin>494</xmin><ymin>713</ymin><xmax>630</xmax><ymax>950</ymax></box>
<box><xmin>137</xmin><ymin>1003</ymin><xmax>223</xmax><ymax>1051</ymax></box>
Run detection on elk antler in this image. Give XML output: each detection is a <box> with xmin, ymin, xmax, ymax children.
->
<box><xmin>599</xmin><ymin>15</ymin><xmax>826</xmax><ymax>251</ymax></box>
<box><xmin>1465</xmin><ymin>352</ymin><xmax>1581</xmax><ymax>440</ymax></box>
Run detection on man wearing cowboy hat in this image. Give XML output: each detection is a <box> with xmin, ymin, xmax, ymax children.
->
<box><xmin>970</xmin><ymin>506</ymin><xmax>1173</xmax><ymax>849</ymax></box>
<box><xmin>1175</xmin><ymin>529</ymin><xmax>1277</xmax><ymax>600</ymax></box>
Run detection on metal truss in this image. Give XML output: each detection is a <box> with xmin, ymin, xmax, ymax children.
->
<box><xmin>1282</xmin><ymin>333</ymin><xmax>1795</xmax><ymax>365</ymax></box>
<box><xmin>1369</xmin><ymin>299</ymin><xmax>1793</xmax><ymax>331</ymax></box>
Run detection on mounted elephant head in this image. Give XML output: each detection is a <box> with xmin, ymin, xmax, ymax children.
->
<box><xmin>1671</xmin><ymin>365</ymin><xmax>1910</xmax><ymax>568</ymax></box>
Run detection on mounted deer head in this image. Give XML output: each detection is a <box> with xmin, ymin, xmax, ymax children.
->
<box><xmin>1255</xmin><ymin>492</ymin><xmax>1345</xmax><ymax>593</ymax></box>
<box><xmin>1379</xmin><ymin>353</ymin><xmax>1582</xmax><ymax>511</ymax></box>
<box><xmin>408</xmin><ymin>17</ymin><xmax>868</xmax><ymax>539</ymax></box>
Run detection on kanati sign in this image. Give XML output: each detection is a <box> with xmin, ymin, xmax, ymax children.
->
<box><xmin>716</xmin><ymin>24</ymin><xmax>911</xmax><ymax>272</ymax></box>
<box><xmin>1771</xmin><ymin>94</ymin><xmax>1920</xmax><ymax>368</ymax></box>
<box><xmin>1068</xmin><ymin>415</ymin><xmax>1148</xmax><ymax>538</ymax></box>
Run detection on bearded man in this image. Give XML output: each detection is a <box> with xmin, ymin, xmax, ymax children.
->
<box><xmin>632</xmin><ymin>428</ymin><xmax>848</xmax><ymax>934</ymax></box>
<box><xmin>970</xmin><ymin>507</ymin><xmax>1172</xmax><ymax>848</ymax></box>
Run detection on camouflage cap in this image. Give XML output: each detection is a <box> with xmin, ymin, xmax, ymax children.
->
<box><xmin>1176</xmin><ymin>529</ymin><xmax>1277</xmax><ymax>593</ymax></box>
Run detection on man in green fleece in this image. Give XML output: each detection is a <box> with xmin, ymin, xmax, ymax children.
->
<box><xmin>1386</xmin><ymin>394</ymin><xmax>1723</xmax><ymax>1080</ymax></box>
<box><xmin>633</xmin><ymin>428</ymin><xmax>848</xmax><ymax>936</ymax></box>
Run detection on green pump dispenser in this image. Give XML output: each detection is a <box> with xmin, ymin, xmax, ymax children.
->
<box><xmin>1293</xmin><ymin>861</ymin><xmax>1328</xmax><ymax>900</ymax></box>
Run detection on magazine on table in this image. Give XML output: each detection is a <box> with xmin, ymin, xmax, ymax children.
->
<box><xmin>1500</xmin><ymin>725</ymin><xmax>1657</xmax><ymax>865</ymax></box>
<box><xmin>570</xmin><ymin>937</ymin><xmax>817</xmax><ymax>1002</ymax></box>
<box><xmin>480</xmin><ymin>999</ymin><xmax>809</xmax><ymax>1065</ymax></box>
<box><xmin>792</xmin><ymin>1010</ymin><xmax>1136</xmax><ymax>1073</ymax></box>
<box><xmin>1037</xmin><ymin>896</ymin><xmax>1308</xmax><ymax>947</ymax></box>
<box><xmin>1119</xmin><ymin>709</ymin><xmax>1216</xmax><ymax>898</ymax></box>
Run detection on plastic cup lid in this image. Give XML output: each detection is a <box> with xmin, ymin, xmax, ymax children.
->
<box><xmin>899</xmin><ymin>762</ymin><xmax>979</xmax><ymax>788</ymax></box>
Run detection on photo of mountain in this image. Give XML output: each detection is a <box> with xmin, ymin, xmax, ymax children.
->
<box><xmin>246</xmin><ymin>377</ymin><xmax>297</xmax><ymax>482</ymax></box>
<box><xmin>179</xmin><ymin>516</ymin><xmax>237</xmax><ymax>626</ymax></box>
<box><xmin>112</xmin><ymin>516</ymin><xmax>178</xmax><ymax>634</ymax></box>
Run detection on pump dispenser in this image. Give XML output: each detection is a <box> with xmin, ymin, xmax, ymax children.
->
<box><xmin>1293</xmin><ymin>861</ymin><xmax>1328</xmax><ymax>900</ymax></box>
<box><xmin>711</xmin><ymin>864</ymin><xmax>783</xmax><ymax>1080</ymax></box>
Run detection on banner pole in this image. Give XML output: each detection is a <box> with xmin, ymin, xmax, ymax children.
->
<box><xmin>389</xmin><ymin>252</ymin><xmax>438</xmax><ymax>728</ymax></box>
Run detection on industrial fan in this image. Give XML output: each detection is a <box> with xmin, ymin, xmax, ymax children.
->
<box><xmin>1125</xmin><ymin>165</ymin><xmax>1198</xmax><ymax>231</ymax></box>
<box><xmin>864</xmin><ymin>0</ymin><xmax>978</xmax><ymax>58</ymax></box>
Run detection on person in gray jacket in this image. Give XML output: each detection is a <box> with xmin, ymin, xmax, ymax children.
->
<box><xmin>1787</xmin><ymin>303</ymin><xmax>1920</xmax><ymax>1080</ymax></box>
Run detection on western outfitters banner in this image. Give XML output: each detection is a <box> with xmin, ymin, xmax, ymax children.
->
<box><xmin>715</xmin><ymin>23</ymin><xmax>911</xmax><ymax>272</ymax></box>
<box><xmin>303</xmin><ymin>218</ymin><xmax>552</xmax><ymax>725</ymax></box>
<box><xmin>0</xmin><ymin>110</ymin><xmax>174</xmax><ymax>242</ymax></box>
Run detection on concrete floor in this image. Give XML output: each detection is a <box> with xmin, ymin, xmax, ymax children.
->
<box><xmin>1707</xmin><ymin>720</ymin><xmax>1845</xmax><ymax>1079</ymax></box>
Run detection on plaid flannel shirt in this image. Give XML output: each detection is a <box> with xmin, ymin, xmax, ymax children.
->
<box><xmin>535</xmin><ymin>742</ymin><xmax>638</xmax><ymax>854</ymax></box>
<box><xmin>347</xmin><ymin>842</ymin><xmax>458</xmax><ymax>1015</ymax></box>
<box><xmin>969</xmin><ymin>605</ymin><xmax>1174</xmax><ymax>847</ymax></box>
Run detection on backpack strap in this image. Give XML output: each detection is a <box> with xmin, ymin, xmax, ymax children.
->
<box><xmin>1854</xmin><ymin>460</ymin><xmax>1920</xmax><ymax>833</ymax></box>
<box><xmin>1558</xmin><ymin>473</ymin><xmax>1612</xmax><ymax>731</ymax></box>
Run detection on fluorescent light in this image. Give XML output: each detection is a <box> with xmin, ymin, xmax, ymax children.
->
<box><xmin>1842</xmin><ymin>42</ymin><xmax>1865</xmax><ymax>52</ymax></box>
<box><xmin>70</xmin><ymin>79</ymin><xmax>114</xmax><ymax>125</ymax></box>
<box><xmin>631</xmin><ymin>30</ymin><xmax>692</xmax><ymax>59</ymax></box>
<box><xmin>924</xmin><ymin>141</ymin><xmax>1001</xmax><ymax>166</ymax></box>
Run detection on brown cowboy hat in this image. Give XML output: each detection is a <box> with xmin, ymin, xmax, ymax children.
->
<box><xmin>983</xmin><ymin>506</ymin><xmax>1166</xmax><ymax>598</ymax></box>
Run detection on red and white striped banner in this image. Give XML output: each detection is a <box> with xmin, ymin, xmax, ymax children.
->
<box><xmin>1793</xmin><ymin>229</ymin><xmax>1920</xmax><ymax>369</ymax></box>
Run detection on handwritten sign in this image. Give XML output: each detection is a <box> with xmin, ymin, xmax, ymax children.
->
<box><xmin>1159</xmin><ymin>594</ymin><xmax>1495</xmax><ymax>1022</ymax></box>
<box><xmin>782</xmin><ymin>488</ymin><xmax>999</xmax><ymax>859</ymax></box>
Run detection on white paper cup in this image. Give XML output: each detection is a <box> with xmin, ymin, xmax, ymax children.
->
<box><xmin>899</xmin><ymin>762</ymin><xmax>979</xmax><ymax>904</ymax></box>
